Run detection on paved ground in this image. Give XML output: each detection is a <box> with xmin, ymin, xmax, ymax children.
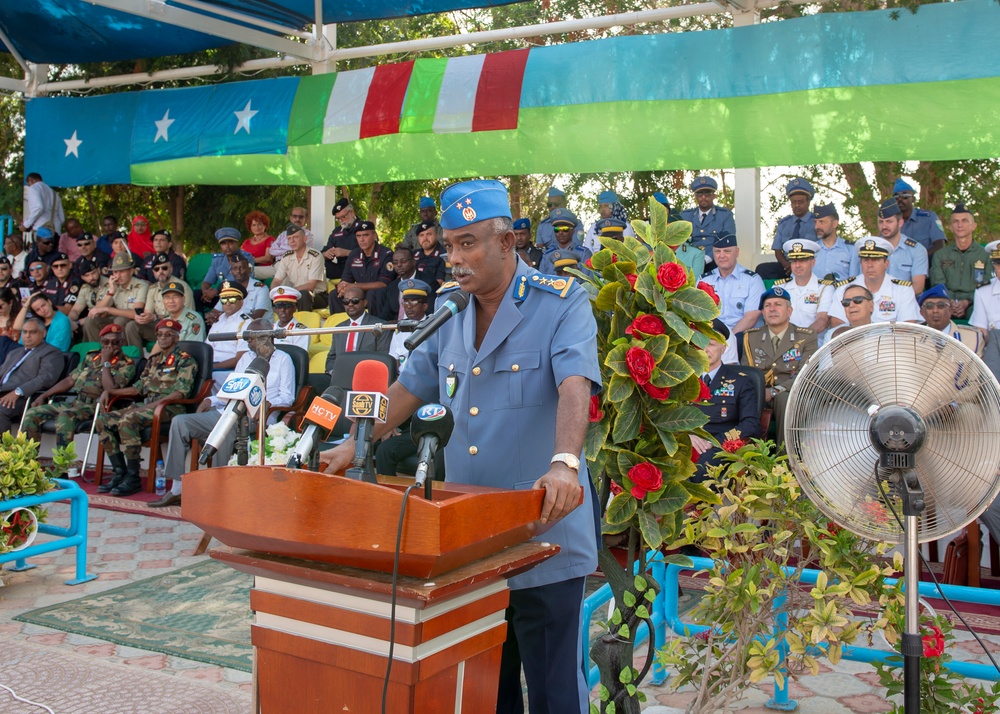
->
<box><xmin>2</xmin><ymin>500</ymin><xmax>998</xmax><ymax>713</ymax></box>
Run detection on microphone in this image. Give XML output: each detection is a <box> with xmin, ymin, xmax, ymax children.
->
<box><xmin>287</xmin><ymin>386</ymin><xmax>345</xmax><ymax>469</ymax></box>
<box><xmin>344</xmin><ymin>360</ymin><xmax>390</xmax><ymax>484</ymax></box>
<box><xmin>410</xmin><ymin>404</ymin><xmax>455</xmax><ymax>490</ymax></box>
<box><xmin>199</xmin><ymin>357</ymin><xmax>270</xmax><ymax>465</ymax></box>
<box><xmin>403</xmin><ymin>291</ymin><xmax>470</xmax><ymax>351</ymax></box>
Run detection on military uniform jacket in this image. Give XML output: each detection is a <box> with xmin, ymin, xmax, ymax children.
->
<box><xmin>399</xmin><ymin>221</ymin><xmax>444</xmax><ymax>254</ymax></box>
<box><xmin>774</xmin><ymin>275</ymin><xmax>834</xmax><ymax>329</ymax></box>
<box><xmin>814</xmin><ymin>236</ymin><xmax>854</xmax><ymax>282</ymax></box>
<box><xmin>415</xmin><ymin>249</ymin><xmax>447</xmax><ymax>287</ymax></box>
<box><xmin>204</xmin><ymin>250</ymin><xmax>255</xmax><ymax>287</ymax></box>
<box><xmin>75</xmin><ymin>277</ymin><xmax>109</xmax><ymax>315</ymax></box>
<box><xmin>518</xmin><ymin>245</ymin><xmax>544</xmax><ymax>270</ymax></box>
<box><xmin>538</xmin><ymin>241</ymin><xmax>593</xmax><ymax>275</ymax></box>
<box><xmin>272</xmin><ymin>249</ymin><xmax>325</xmax><ymax>291</ymax></box>
<box><xmin>741</xmin><ymin>325</ymin><xmax>818</xmax><ymax>391</ymax></box>
<box><xmin>209</xmin><ymin>312</ymin><xmax>250</xmax><ymax>363</ymax></box>
<box><xmin>969</xmin><ymin>278</ymin><xmax>1000</xmax><ymax>331</ymax></box>
<box><xmin>73</xmin><ymin>250</ymin><xmax>111</xmax><ymax>279</ymax></box>
<box><xmin>322</xmin><ymin>220</ymin><xmax>360</xmax><ymax>280</ymax></box>
<box><xmin>936</xmin><ymin>321</ymin><xmax>984</xmax><ymax>357</ymax></box>
<box><xmin>342</xmin><ymin>244</ymin><xmax>394</xmax><ymax>287</ymax></box>
<box><xmin>535</xmin><ymin>215</ymin><xmax>584</xmax><ymax>250</ymax></box>
<box><xmin>136</xmin><ymin>347</ymin><xmax>197</xmax><ymax>403</ymax></box>
<box><xmin>400</xmin><ymin>260</ymin><xmax>601</xmax><ymax>590</ymax></box>
<box><xmin>828</xmin><ymin>275</ymin><xmax>920</xmax><ymax>324</ymax></box>
<box><xmin>104</xmin><ymin>276</ymin><xmax>149</xmax><ymax>312</ymax></box>
<box><xmin>674</xmin><ymin>243</ymin><xmax>705</xmax><ymax>277</ymax></box>
<box><xmin>680</xmin><ymin>206</ymin><xmax>736</xmax><ymax>253</ymax></box>
<box><xmin>851</xmin><ymin>236</ymin><xmax>928</xmax><ymax>284</ymax></box>
<box><xmin>148</xmin><ymin>279</ymin><xmax>196</xmax><ymax>317</ymax></box>
<box><xmin>274</xmin><ymin>317</ymin><xmax>311</xmax><ymax>352</ymax></box>
<box><xmin>138</xmin><ymin>250</ymin><xmax>187</xmax><ymax>283</ymax></box>
<box><xmin>902</xmin><ymin>208</ymin><xmax>945</xmax><ymax>251</ymax></box>
<box><xmin>212</xmin><ymin>280</ymin><xmax>271</xmax><ymax>316</ymax></box>
<box><xmin>172</xmin><ymin>310</ymin><xmax>206</xmax><ymax>343</ymax></box>
<box><xmin>929</xmin><ymin>241</ymin><xmax>992</xmax><ymax>303</ymax></box>
<box><xmin>771</xmin><ymin>212</ymin><xmax>815</xmax><ymax>251</ymax></box>
<box><xmin>699</xmin><ymin>365</ymin><xmax>762</xmax><ymax>441</ymax></box>
<box><xmin>73</xmin><ymin>351</ymin><xmax>137</xmax><ymax>402</ymax></box>
<box><xmin>702</xmin><ymin>264</ymin><xmax>765</xmax><ymax>330</ymax></box>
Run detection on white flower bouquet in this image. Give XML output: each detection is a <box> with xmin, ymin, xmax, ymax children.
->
<box><xmin>228</xmin><ymin>422</ymin><xmax>301</xmax><ymax>466</ymax></box>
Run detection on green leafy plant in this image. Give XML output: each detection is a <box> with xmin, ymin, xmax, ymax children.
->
<box><xmin>874</xmin><ymin>603</ymin><xmax>1000</xmax><ymax>713</ymax></box>
<box><xmin>578</xmin><ymin>199</ymin><xmax>725</xmax><ymax>714</ymax></box>
<box><xmin>658</xmin><ymin>440</ymin><xmax>892</xmax><ymax>714</ymax></box>
<box><xmin>0</xmin><ymin>433</ymin><xmax>72</xmax><ymax>555</ymax></box>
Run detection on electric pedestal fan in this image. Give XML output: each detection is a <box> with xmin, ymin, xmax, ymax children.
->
<box><xmin>784</xmin><ymin>322</ymin><xmax>1000</xmax><ymax>714</ymax></box>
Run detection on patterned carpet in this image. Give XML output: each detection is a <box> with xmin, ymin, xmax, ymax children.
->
<box><xmin>14</xmin><ymin>560</ymin><xmax>253</xmax><ymax>672</ymax></box>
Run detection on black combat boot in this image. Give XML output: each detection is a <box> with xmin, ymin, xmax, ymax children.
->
<box><xmin>99</xmin><ymin>453</ymin><xmax>128</xmax><ymax>493</ymax></box>
<box><xmin>111</xmin><ymin>458</ymin><xmax>144</xmax><ymax>497</ymax></box>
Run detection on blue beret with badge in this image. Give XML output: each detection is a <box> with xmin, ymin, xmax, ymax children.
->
<box><xmin>652</xmin><ymin>191</ymin><xmax>669</xmax><ymax>206</ymax></box>
<box><xmin>419</xmin><ymin>196</ymin><xmax>435</xmax><ymax>210</ymax></box>
<box><xmin>813</xmin><ymin>203</ymin><xmax>838</xmax><ymax>220</ymax></box>
<box><xmin>759</xmin><ymin>285</ymin><xmax>792</xmax><ymax>309</ymax></box>
<box><xmin>597</xmin><ymin>190</ymin><xmax>618</xmax><ymax>204</ymax></box>
<box><xmin>690</xmin><ymin>175</ymin><xmax>717</xmax><ymax>192</ymax></box>
<box><xmin>785</xmin><ymin>178</ymin><xmax>815</xmax><ymax>198</ymax></box>
<box><xmin>878</xmin><ymin>198</ymin><xmax>901</xmax><ymax>219</ymax></box>
<box><xmin>215</xmin><ymin>227</ymin><xmax>241</xmax><ymax>242</ymax></box>
<box><xmin>893</xmin><ymin>178</ymin><xmax>916</xmax><ymax>195</ymax></box>
<box><xmin>439</xmin><ymin>179</ymin><xmax>511</xmax><ymax>230</ymax></box>
<box><xmin>400</xmin><ymin>278</ymin><xmax>431</xmax><ymax>298</ymax></box>
<box><xmin>714</xmin><ymin>232</ymin><xmax>738</xmax><ymax>249</ymax></box>
<box><xmin>917</xmin><ymin>283</ymin><xmax>950</xmax><ymax>306</ymax></box>
<box><xmin>548</xmin><ymin>186</ymin><xmax>565</xmax><ymax>198</ymax></box>
<box><xmin>513</xmin><ymin>218</ymin><xmax>531</xmax><ymax>230</ymax></box>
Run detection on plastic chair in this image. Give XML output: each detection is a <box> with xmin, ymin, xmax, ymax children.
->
<box><xmin>319</xmin><ymin>313</ymin><xmax>349</xmax><ymax>348</ymax></box>
<box><xmin>121</xmin><ymin>345</ymin><xmax>142</xmax><ymax>360</ymax></box>
<box><xmin>186</xmin><ymin>253</ymin><xmax>214</xmax><ymax>288</ymax></box>
<box><xmin>309</xmin><ymin>350</ymin><xmax>328</xmax><ymax>374</ymax></box>
<box><xmin>70</xmin><ymin>342</ymin><xmax>100</xmax><ymax>362</ymax></box>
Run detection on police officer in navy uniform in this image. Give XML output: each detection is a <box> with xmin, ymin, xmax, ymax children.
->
<box><xmin>321</xmin><ymin>179</ymin><xmax>601</xmax><ymax>714</ymax></box>
<box><xmin>680</xmin><ymin>176</ymin><xmax>735</xmax><ymax>274</ymax></box>
<box><xmin>514</xmin><ymin>218</ymin><xmax>542</xmax><ymax>268</ymax></box>
<box><xmin>772</xmin><ymin>178</ymin><xmax>815</xmax><ymax>275</ymax></box>
<box><xmin>691</xmin><ymin>318</ymin><xmax>762</xmax><ymax>479</ymax></box>
<box><xmin>322</xmin><ymin>197</ymin><xmax>362</xmax><ymax>282</ymax></box>
<box><xmin>894</xmin><ymin>178</ymin><xmax>946</xmax><ymax>255</ymax></box>
<box><xmin>72</xmin><ymin>232</ymin><xmax>111</xmax><ymax>280</ymax></box>
<box><xmin>333</xmin><ymin>220</ymin><xmax>394</xmax><ymax>312</ymax></box>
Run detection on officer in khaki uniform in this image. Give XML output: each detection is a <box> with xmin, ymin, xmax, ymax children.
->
<box><xmin>270</xmin><ymin>223</ymin><xmax>327</xmax><ymax>310</ymax></box>
<box><xmin>21</xmin><ymin>324</ymin><xmax>136</xmax><ymax>447</ymax></box>
<box><xmin>96</xmin><ymin>318</ymin><xmax>198</xmax><ymax>497</ymax></box>
<box><xmin>740</xmin><ymin>286</ymin><xmax>818</xmax><ymax>445</ymax></box>
<box><xmin>83</xmin><ymin>252</ymin><xmax>149</xmax><ymax>347</ymax></box>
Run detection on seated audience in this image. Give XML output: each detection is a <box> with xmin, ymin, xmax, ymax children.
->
<box><xmin>82</xmin><ymin>253</ymin><xmax>149</xmax><ymax>348</ymax></box>
<box><xmin>827</xmin><ymin>237</ymin><xmax>920</xmax><ymax>328</ymax></box>
<box><xmin>242</xmin><ymin>210</ymin><xmax>275</xmax><ymax>267</ymax></box>
<box><xmin>333</xmin><ymin>221</ymin><xmax>393</xmax><ymax>312</ymax></box>
<box><xmin>67</xmin><ymin>260</ymin><xmax>109</xmax><ymax>333</ymax></box>
<box><xmin>828</xmin><ymin>285</ymin><xmax>875</xmax><ymax>339</ymax></box>
<box><xmin>72</xmin><ymin>232</ymin><xmax>111</xmax><ymax>279</ymax></box>
<box><xmin>127</xmin><ymin>216</ymin><xmax>155</xmax><ymax>258</ymax></box>
<box><xmin>205</xmin><ymin>253</ymin><xmax>269</xmax><ymax>326</ymax></box>
<box><xmin>270</xmin><ymin>287</ymin><xmax>311</xmax><ymax>352</ymax></box>
<box><xmin>775</xmin><ymin>239</ymin><xmax>833</xmax><ymax>334</ymax></box>
<box><xmin>209</xmin><ymin>281</ymin><xmax>251</xmax><ymax>387</ymax></box>
<box><xmin>917</xmin><ymin>284</ymin><xmax>984</xmax><ymax>355</ymax></box>
<box><xmin>152</xmin><ymin>282</ymin><xmax>206</xmax><ymax>352</ymax></box>
<box><xmin>138</xmin><ymin>230</ymin><xmax>186</xmax><ymax>282</ymax></box>
<box><xmin>269</xmin><ymin>224</ymin><xmax>326</xmax><ymax>311</ymax></box>
<box><xmin>200</xmin><ymin>228</ymin><xmax>255</xmax><ymax>308</ymax></box>
<box><xmin>14</xmin><ymin>292</ymin><xmax>72</xmax><ymax>352</ymax></box>
<box><xmin>929</xmin><ymin>203</ymin><xmax>991</xmax><ymax>318</ymax></box>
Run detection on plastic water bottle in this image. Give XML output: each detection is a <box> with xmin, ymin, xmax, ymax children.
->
<box><xmin>155</xmin><ymin>460</ymin><xmax>166</xmax><ymax>496</ymax></box>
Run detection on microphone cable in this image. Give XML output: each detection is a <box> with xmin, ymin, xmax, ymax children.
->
<box><xmin>382</xmin><ymin>481</ymin><xmax>420</xmax><ymax>714</ymax></box>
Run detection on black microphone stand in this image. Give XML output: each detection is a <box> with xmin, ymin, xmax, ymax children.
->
<box><xmin>234</xmin><ymin>414</ymin><xmax>250</xmax><ymax>466</ymax></box>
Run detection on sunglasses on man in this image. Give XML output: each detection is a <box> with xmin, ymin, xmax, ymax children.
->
<box><xmin>840</xmin><ymin>296</ymin><xmax>872</xmax><ymax>306</ymax></box>
<box><xmin>341</xmin><ymin>297</ymin><xmax>363</xmax><ymax>306</ymax></box>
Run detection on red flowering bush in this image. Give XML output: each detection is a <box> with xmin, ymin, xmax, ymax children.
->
<box><xmin>589</xmin><ymin>395</ymin><xmax>604</xmax><ymax>423</ymax></box>
<box><xmin>624</xmin><ymin>273</ymin><xmax>638</xmax><ymax>290</ymax></box>
<box><xmin>625</xmin><ymin>347</ymin><xmax>655</xmax><ymax>385</ymax></box>
<box><xmin>721</xmin><ymin>438</ymin><xmax>745</xmax><ymax>453</ymax></box>
<box><xmin>626</xmin><ymin>314</ymin><xmax>666</xmax><ymax>337</ymax></box>
<box><xmin>657</xmin><ymin>262</ymin><xmax>687</xmax><ymax>291</ymax></box>
<box><xmin>627</xmin><ymin>462</ymin><xmax>663</xmax><ymax>499</ymax></box>
<box><xmin>697</xmin><ymin>379</ymin><xmax>712</xmax><ymax>402</ymax></box>
<box><xmin>921</xmin><ymin>624</ymin><xmax>945</xmax><ymax>658</ymax></box>
<box><xmin>642</xmin><ymin>382</ymin><xmax>671</xmax><ymax>401</ymax></box>
<box><xmin>697</xmin><ymin>281</ymin><xmax>721</xmax><ymax>306</ymax></box>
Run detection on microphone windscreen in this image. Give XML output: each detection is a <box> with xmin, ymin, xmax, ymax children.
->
<box><xmin>352</xmin><ymin>360</ymin><xmax>389</xmax><ymax>393</ymax></box>
<box><xmin>247</xmin><ymin>356</ymin><xmax>271</xmax><ymax>378</ymax></box>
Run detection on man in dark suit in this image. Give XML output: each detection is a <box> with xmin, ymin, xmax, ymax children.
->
<box><xmin>692</xmin><ymin>318</ymin><xmax>762</xmax><ymax>479</ymax></box>
<box><xmin>325</xmin><ymin>286</ymin><xmax>392</xmax><ymax>375</ymax></box>
<box><xmin>0</xmin><ymin>317</ymin><xmax>63</xmax><ymax>433</ymax></box>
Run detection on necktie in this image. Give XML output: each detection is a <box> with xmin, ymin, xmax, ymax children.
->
<box><xmin>346</xmin><ymin>322</ymin><xmax>359</xmax><ymax>352</ymax></box>
<box><xmin>702</xmin><ymin>374</ymin><xmax>711</xmax><ymax>386</ymax></box>
<box><xmin>700</xmin><ymin>212</ymin><xmax>707</xmax><ymax>225</ymax></box>
<box><xmin>772</xmin><ymin>335</ymin><xmax>780</xmax><ymax>352</ymax></box>
<box><xmin>1</xmin><ymin>349</ymin><xmax>32</xmax><ymax>386</ymax></box>
<box><xmin>791</xmin><ymin>218</ymin><xmax>801</xmax><ymax>240</ymax></box>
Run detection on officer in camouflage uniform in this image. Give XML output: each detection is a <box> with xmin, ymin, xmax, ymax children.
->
<box><xmin>21</xmin><ymin>324</ymin><xmax>136</xmax><ymax>448</ymax></box>
<box><xmin>96</xmin><ymin>318</ymin><xmax>198</xmax><ymax>497</ymax></box>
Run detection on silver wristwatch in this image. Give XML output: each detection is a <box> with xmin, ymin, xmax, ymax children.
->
<box><xmin>550</xmin><ymin>452</ymin><xmax>580</xmax><ymax>472</ymax></box>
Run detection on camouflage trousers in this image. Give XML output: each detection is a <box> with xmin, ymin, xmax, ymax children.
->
<box><xmin>21</xmin><ymin>399</ymin><xmax>98</xmax><ymax>448</ymax></box>
<box><xmin>96</xmin><ymin>402</ymin><xmax>184</xmax><ymax>459</ymax></box>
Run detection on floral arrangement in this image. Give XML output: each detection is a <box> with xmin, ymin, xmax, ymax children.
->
<box><xmin>575</xmin><ymin>199</ymin><xmax>726</xmax><ymax>714</ymax></box>
<box><xmin>1</xmin><ymin>434</ymin><xmax>71</xmax><ymax>555</ymax></box>
<box><xmin>228</xmin><ymin>422</ymin><xmax>301</xmax><ymax>466</ymax></box>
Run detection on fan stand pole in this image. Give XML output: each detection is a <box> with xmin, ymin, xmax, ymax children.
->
<box><xmin>900</xmin><ymin>469</ymin><xmax>926</xmax><ymax>714</ymax></box>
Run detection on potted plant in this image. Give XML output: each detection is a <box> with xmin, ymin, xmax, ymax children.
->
<box><xmin>658</xmin><ymin>440</ymin><xmax>892</xmax><ymax>713</ymax></box>
<box><xmin>577</xmin><ymin>199</ymin><xmax>725</xmax><ymax>714</ymax></box>
<box><xmin>0</xmin><ymin>433</ymin><xmax>73</xmax><ymax>555</ymax></box>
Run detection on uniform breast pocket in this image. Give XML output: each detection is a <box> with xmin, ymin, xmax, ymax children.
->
<box><xmin>493</xmin><ymin>350</ymin><xmax>542</xmax><ymax>410</ymax></box>
<box><xmin>730</xmin><ymin>286</ymin><xmax>750</xmax><ymax>311</ymax></box>
<box><xmin>438</xmin><ymin>351</ymin><xmax>466</xmax><ymax>407</ymax></box>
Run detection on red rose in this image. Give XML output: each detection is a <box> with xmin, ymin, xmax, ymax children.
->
<box><xmin>585</xmin><ymin>257</ymin><xmax>594</xmax><ymax>269</ymax></box>
<box><xmin>698</xmin><ymin>379</ymin><xmax>712</xmax><ymax>402</ymax></box>
<box><xmin>589</xmin><ymin>395</ymin><xmax>604</xmax><ymax>422</ymax></box>
<box><xmin>922</xmin><ymin>624</ymin><xmax>945</xmax><ymax>657</ymax></box>
<box><xmin>642</xmin><ymin>382</ymin><xmax>671</xmax><ymax>401</ymax></box>
<box><xmin>697</xmin><ymin>281</ymin><xmax>720</xmax><ymax>306</ymax></box>
<box><xmin>628</xmin><ymin>462</ymin><xmax>663</xmax><ymax>499</ymax></box>
<box><xmin>609</xmin><ymin>481</ymin><xmax>623</xmax><ymax>496</ymax></box>
<box><xmin>656</xmin><ymin>262</ymin><xmax>687</xmax><ymax>291</ymax></box>
<box><xmin>625</xmin><ymin>273</ymin><xmax>638</xmax><ymax>290</ymax></box>
<box><xmin>721</xmin><ymin>438</ymin><xmax>745</xmax><ymax>453</ymax></box>
<box><xmin>625</xmin><ymin>347</ymin><xmax>655</xmax><ymax>385</ymax></box>
<box><xmin>628</xmin><ymin>314</ymin><xmax>666</xmax><ymax>337</ymax></box>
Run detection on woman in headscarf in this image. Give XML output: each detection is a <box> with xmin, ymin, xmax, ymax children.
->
<box><xmin>583</xmin><ymin>189</ymin><xmax>635</xmax><ymax>253</ymax></box>
<box><xmin>127</xmin><ymin>216</ymin><xmax>155</xmax><ymax>258</ymax></box>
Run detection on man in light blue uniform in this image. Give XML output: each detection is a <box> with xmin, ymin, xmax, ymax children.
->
<box><xmin>539</xmin><ymin>211</ymin><xmax>592</xmax><ymax>274</ymax></box>
<box><xmin>812</xmin><ymin>203</ymin><xmax>854</xmax><ymax>281</ymax></box>
<box><xmin>850</xmin><ymin>198</ymin><xmax>928</xmax><ymax>294</ymax></box>
<box><xmin>200</xmin><ymin>227</ymin><xmax>255</xmax><ymax>308</ymax></box>
<box><xmin>322</xmin><ymin>179</ymin><xmax>601</xmax><ymax>714</ymax></box>
<box><xmin>894</xmin><ymin>178</ymin><xmax>946</xmax><ymax>255</ymax></box>
<box><xmin>536</xmin><ymin>187</ymin><xmax>584</xmax><ymax>250</ymax></box>
<box><xmin>772</xmin><ymin>178</ymin><xmax>815</xmax><ymax>275</ymax></box>
<box><xmin>680</xmin><ymin>175</ymin><xmax>735</xmax><ymax>273</ymax></box>
<box><xmin>702</xmin><ymin>233</ymin><xmax>765</xmax><ymax>334</ymax></box>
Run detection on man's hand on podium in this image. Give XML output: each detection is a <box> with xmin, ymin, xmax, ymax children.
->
<box><xmin>534</xmin><ymin>464</ymin><xmax>582</xmax><ymax>525</ymax></box>
<box><xmin>321</xmin><ymin>441</ymin><xmax>355</xmax><ymax>475</ymax></box>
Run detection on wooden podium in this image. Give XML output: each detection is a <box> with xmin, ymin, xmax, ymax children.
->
<box><xmin>183</xmin><ymin>466</ymin><xmax>562</xmax><ymax>714</ymax></box>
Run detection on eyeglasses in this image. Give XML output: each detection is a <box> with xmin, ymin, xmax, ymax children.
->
<box><xmin>546</xmin><ymin>202</ymin><xmax>559</xmax><ymax>208</ymax></box>
<box><xmin>220</xmin><ymin>297</ymin><xmax>242</xmax><ymax>305</ymax></box>
<box><xmin>100</xmin><ymin>339</ymin><xmax>119</xmax><ymax>346</ymax></box>
<box><xmin>341</xmin><ymin>297</ymin><xmax>363</xmax><ymax>305</ymax></box>
<box><xmin>290</xmin><ymin>213</ymin><xmax>306</xmax><ymax>219</ymax></box>
<box><xmin>28</xmin><ymin>265</ymin><xmax>45</xmax><ymax>271</ymax></box>
<box><xmin>841</xmin><ymin>296</ymin><xmax>872</xmax><ymax>306</ymax></box>
<box><xmin>402</xmin><ymin>297</ymin><xmax>427</xmax><ymax>304</ymax></box>
<box><xmin>153</xmin><ymin>265</ymin><xmax>171</xmax><ymax>272</ymax></box>
<box><xmin>922</xmin><ymin>301</ymin><xmax>950</xmax><ymax>310</ymax></box>
<box><xmin>52</xmin><ymin>262</ymin><xmax>70</xmax><ymax>269</ymax></box>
